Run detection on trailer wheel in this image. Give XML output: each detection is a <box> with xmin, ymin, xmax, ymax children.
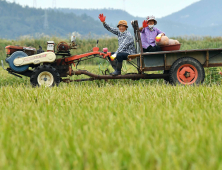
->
<box><xmin>169</xmin><ymin>57</ymin><xmax>205</xmax><ymax>85</ymax></box>
<box><xmin>30</xmin><ymin>65</ymin><xmax>60</xmax><ymax>87</ymax></box>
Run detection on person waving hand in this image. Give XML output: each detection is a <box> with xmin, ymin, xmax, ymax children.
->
<box><xmin>139</xmin><ymin>15</ymin><xmax>165</xmax><ymax>52</ymax></box>
<box><xmin>98</xmin><ymin>14</ymin><xmax>136</xmax><ymax>76</ymax></box>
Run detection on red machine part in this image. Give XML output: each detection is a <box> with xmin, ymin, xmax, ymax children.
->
<box><xmin>103</xmin><ymin>48</ymin><xmax>108</xmax><ymax>53</ymax></box>
<box><xmin>55</xmin><ymin>46</ymin><xmax>111</xmax><ymax>77</ymax></box>
<box><xmin>5</xmin><ymin>46</ymin><xmax>23</xmax><ymax>55</ymax></box>
<box><xmin>5</xmin><ymin>46</ymin><xmax>36</xmax><ymax>55</ymax></box>
<box><xmin>64</xmin><ymin>47</ymin><xmax>111</xmax><ymax>64</ymax></box>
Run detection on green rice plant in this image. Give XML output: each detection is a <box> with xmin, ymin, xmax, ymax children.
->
<box><xmin>0</xmin><ymin>37</ymin><xmax>222</xmax><ymax>170</ymax></box>
<box><xmin>0</xmin><ymin>73</ymin><xmax>222</xmax><ymax>169</ymax></box>
<box><xmin>204</xmin><ymin>67</ymin><xmax>222</xmax><ymax>85</ymax></box>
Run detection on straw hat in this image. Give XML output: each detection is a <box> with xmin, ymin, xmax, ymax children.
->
<box><xmin>146</xmin><ymin>15</ymin><xmax>157</xmax><ymax>25</ymax></box>
<box><xmin>117</xmin><ymin>20</ymin><xmax>128</xmax><ymax>28</ymax></box>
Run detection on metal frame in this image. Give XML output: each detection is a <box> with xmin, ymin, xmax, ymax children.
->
<box><xmin>131</xmin><ymin>20</ymin><xmax>144</xmax><ymax>73</ymax></box>
<box><xmin>67</xmin><ymin>70</ymin><xmax>168</xmax><ymax>81</ymax></box>
<box><xmin>129</xmin><ymin>20</ymin><xmax>222</xmax><ymax>72</ymax></box>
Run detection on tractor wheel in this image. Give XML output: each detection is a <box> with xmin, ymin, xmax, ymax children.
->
<box><xmin>30</xmin><ymin>65</ymin><xmax>60</xmax><ymax>87</ymax></box>
<box><xmin>169</xmin><ymin>57</ymin><xmax>205</xmax><ymax>85</ymax></box>
<box><xmin>163</xmin><ymin>70</ymin><xmax>170</xmax><ymax>84</ymax></box>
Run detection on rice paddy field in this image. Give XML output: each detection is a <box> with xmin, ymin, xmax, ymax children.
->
<box><xmin>0</xmin><ymin>36</ymin><xmax>222</xmax><ymax>170</ymax></box>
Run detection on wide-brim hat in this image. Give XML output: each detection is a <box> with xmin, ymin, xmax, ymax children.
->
<box><xmin>117</xmin><ymin>20</ymin><xmax>128</xmax><ymax>28</ymax></box>
<box><xmin>146</xmin><ymin>15</ymin><xmax>157</xmax><ymax>25</ymax></box>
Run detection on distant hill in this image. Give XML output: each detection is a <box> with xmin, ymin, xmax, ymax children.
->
<box><xmin>57</xmin><ymin>0</ymin><xmax>222</xmax><ymax>37</ymax></box>
<box><xmin>1</xmin><ymin>0</ymin><xmax>222</xmax><ymax>39</ymax></box>
<box><xmin>57</xmin><ymin>8</ymin><xmax>192</xmax><ymax>36</ymax></box>
<box><xmin>0</xmin><ymin>0</ymin><xmax>109</xmax><ymax>39</ymax></box>
<box><xmin>57</xmin><ymin>8</ymin><xmax>145</xmax><ymax>27</ymax></box>
<box><xmin>162</xmin><ymin>0</ymin><xmax>222</xmax><ymax>27</ymax></box>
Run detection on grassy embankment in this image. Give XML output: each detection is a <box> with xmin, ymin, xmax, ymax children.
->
<box><xmin>0</xmin><ymin>36</ymin><xmax>222</xmax><ymax>169</ymax></box>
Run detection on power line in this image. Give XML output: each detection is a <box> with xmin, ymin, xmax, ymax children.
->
<box><xmin>33</xmin><ymin>0</ymin><xmax>37</xmax><ymax>8</ymax></box>
<box><xmin>123</xmin><ymin>0</ymin><xmax>125</xmax><ymax>11</ymax></box>
<box><xmin>52</xmin><ymin>0</ymin><xmax>56</xmax><ymax>9</ymax></box>
<box><xmin>44</xmin><ymin>10</ymin><xmax>49</xmax><ymax>29</ymax></box>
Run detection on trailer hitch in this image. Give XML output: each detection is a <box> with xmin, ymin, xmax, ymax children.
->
<box><xmin>1</xmin><ymin>60</ymin><xmax>22</xmax><ymax>78</ymax></box>
<box><xmin>7</xmin><ymin>70</ymin><xmax>22</xmax><ymax>78</ymax></box>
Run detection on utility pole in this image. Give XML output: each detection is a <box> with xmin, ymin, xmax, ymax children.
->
<box><xmin>123</xmin><ymin>0</ymin><xmax>125</xmax><ymax>11</ymax></box>
<box><xmin>52</xmin><ymin>0</ymin><xmax>56</xmax><ymax>9</ymax></box>
<box><xmin>33</xmin><ymin>0</ymin><xmax>37</xmax><ymax>8</ymax></box>
<box><xmin>44</xmin><ymin>10</ymin><xmax>49</xmax><ymax>29</ymax></box>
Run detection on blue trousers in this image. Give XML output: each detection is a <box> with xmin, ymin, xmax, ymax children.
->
<box><xmin>111</xmin><ymin>52</ymin><xmax>129</xmax><ymax>62</ymax></box>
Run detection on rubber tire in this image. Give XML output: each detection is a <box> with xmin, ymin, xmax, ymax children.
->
<box><xmin>163</xmin><ymin>70</ymin><xmax>170</xmax><ymax>84</ymax></box>
<box><xmin>30</xmin><ymin>65</ymin><xmax>60</xmax><ymax>87</ymax></box>
<box><xmin>169</xmin><ymin>57</ymin><xmax>205</xmax><ymax>85</ymax></box>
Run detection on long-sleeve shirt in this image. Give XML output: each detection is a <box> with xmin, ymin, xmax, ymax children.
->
<box><xmin>103</xmin><ymin>22</ymin><xmax>136</xmax><ymax>55</ymax></box>
<box><xmin>141</xmin><ymin>27</ymin><xmax>165</xmax><ymax>48</ymax></box>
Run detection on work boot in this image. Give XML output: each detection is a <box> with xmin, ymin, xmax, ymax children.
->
<box><xmin>110</xmin><ymin>62</ymin><xmax>122</xmax><ymax>76</ymax></box>
<box><xmin>109</xmin><ymin>60</ymin><xmax>117</xmax><ymax>70</ymax></box>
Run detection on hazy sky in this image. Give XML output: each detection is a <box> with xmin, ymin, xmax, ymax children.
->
<box><xmin>8</xmin><ymin>0</ymin><xmax>200</xmax><ymax>18</ymax></box>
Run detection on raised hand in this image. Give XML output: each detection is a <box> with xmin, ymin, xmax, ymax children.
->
<box><xmin>143</xmin><ymin>20</ymin><xmax>148</xmax><ymax>28</ymax></box>
<box><xmin>98</xmin><ymin>14</ymin><xmax>106</xmax><ymax>23</ymax></box>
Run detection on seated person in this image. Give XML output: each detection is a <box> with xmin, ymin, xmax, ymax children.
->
<box><xmin>139</xmin><ymin>15</ymin><xmax>165</xmax><ymax>52</ymax></box>
<box><xmin>98</xmin><ymin>14</ymin><xmax>136</xmax><ymax>76</ymax></box>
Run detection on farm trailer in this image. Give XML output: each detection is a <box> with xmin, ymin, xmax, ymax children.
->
<box><xmin>2</xmin><ymin>20</ymin><xmax>222</xmax><ymax>86</ymax></box>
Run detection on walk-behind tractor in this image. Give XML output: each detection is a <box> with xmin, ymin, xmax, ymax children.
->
<box><xmin>2</xmin><ymin>20</ymin><xmax>222</xmax><ymax>86</ymax></box>
<box><xmin>2</xmin><ymin>37</ymin><xmax>115</xmax><ymax>86</ymax></box>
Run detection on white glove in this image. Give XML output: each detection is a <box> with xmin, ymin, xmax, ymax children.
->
<box><xmin>110</xmin><ymin>53</ymin><xmax>117</xmax><ymax>61</ymax></box>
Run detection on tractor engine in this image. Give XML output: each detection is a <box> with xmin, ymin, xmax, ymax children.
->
<box><xmin>57</xmin><ymin>41</ymin><xmax>70</xmax><ymax>53</ymax></box>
